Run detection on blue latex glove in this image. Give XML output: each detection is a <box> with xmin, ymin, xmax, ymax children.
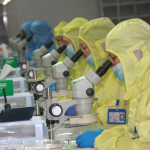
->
<box><xmin>76</xmin><ymin>129</ymin><xmax>104</xmax><ymax>148</ymax></box>
<box><xmin>65</xmin><ymin>105</ymin><xmax>76</xmax><ymax>116</ymax></box>
<box><xmin>49</xmin><ymin>84</ymin><xmax>56</xmax><ymax>91</ymax></box>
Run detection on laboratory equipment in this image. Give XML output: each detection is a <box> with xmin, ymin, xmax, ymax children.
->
<box><xmin>24</xmin><ymin>44</ymin><xmax>66</xmax><ymax>81</ymax></box>
<box><xmin>8</xmin><ymin>33</ymin><xmax>21</xmax><ymax>49</ymax></box>
<box><xmin>0</xmin><ymin>116</ymin><xmax>46</xmax><ymax>144</ymax></box>
<box><xmin>17</xmin><ymin>35</ymin><xmax>33</xmax><ymax>62</ymax></box>
<box><xmin>5</xmin><ymin>77</ymin><xmax>27</xmax><ymax>93</ymax></box>
<box><xmin>0</xmin><ymin>88</ymin><xmax>34</xmax><ymax>122</ymax></box>
<box><xmin>45</xmin><ymin>59</ymin><xmax>112</xmax><ymax>139</ymax></box>
<box><xmin>27</xmin><ymin>49</ymin><xmax>83</xmax><ymax>104</ymax></box>
<box><xmin>0</xmin><ymin>92</ymin><xmax>34</xmax><ymax>111</ymax></box>
<box><xmin>32</xmin><ymin>40</ymin><xmax>54</xmax><ymax>68</ymax></box>
<box><xmin>12</xmin><ymin>34</ymin><xmax>26</xmax><ymax>55</ymax></box>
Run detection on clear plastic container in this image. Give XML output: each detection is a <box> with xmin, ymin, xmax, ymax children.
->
<box><xmin>23</xmin><ymin>140</ymin><xmax>63</xmax><ymax>150</ymax></box>
<box><xmin>0</xmin><ymin>116</ymin><xmax>46</xmax><ymax>144</ymax></box>
<box><xmin>1</xmin><ymin>68</ymin><xmax>22</xmax><ymax>78</ymax></box>
<box><xmin>5</xmin><ymin>77</ymin><xmax>27</xmax><ymax>93</ymax></box>
<box><xmin>0</xmin><ymin>143</ymin><xmax>23</xmax><ymax>150</ymax></box>
<box><xmin>0</xmin><ymin>92</ymin><xmax>34</xmax><ymax>111</ymax></box>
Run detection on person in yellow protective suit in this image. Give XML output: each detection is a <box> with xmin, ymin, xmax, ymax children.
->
<box><xmin>63</xmin><ymin>17</ymin><xmax>88</xmax><ymax>79</ymax></box>
<box><xmin>54</xmin><ymin>21</ymin><xmax>68</xmax><ymax>62</ymax></box>
<box><xmin>79</xmin><ymin>17</ymin><xmax>126</xmax><ymax>129</ymax></box>
<box><xmin>78</xmin><ymin>18</ymin><xmax>150</xmax><ymax>149</ymax></box>
<box><xmin>56</xmin><ymin>18</ymin><xmax>88</xmax><ymax>116</ymax></box>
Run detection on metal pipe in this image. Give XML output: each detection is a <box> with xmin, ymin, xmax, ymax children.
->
<box><xmin>35</xmin><ymin>99</ymin><xmax>45</xmax><ymax>116</ymax></box>
<box><xmin>48</xmin><ymin>123</ymin><xmax>55</xmax><ymax>139</ymax></box>
<box><xmin>19</xmin><ymin>55</ymin><xmax>23</xmax><ymax>62</ymax></box>
<box><xmin>26</xmin><ymin>60</ymin><xmax>30</xmax><ymax>68</ymax></box>
<box><xmin>46</xmin><ymin>87</ymin><xmax>52</xmax><ymax>100</ymax></box>
<box><xmin>33</xmin><ymin>70</ymin><xmax>37</xmax><ymax>79</ymax></box>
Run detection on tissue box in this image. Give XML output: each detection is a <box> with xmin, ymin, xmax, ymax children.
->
<box><xmin>0</xmin><ymin>92</ymin><xmax>34</xmax><ymax>111</ymax></box>
<box><xmin>5</xmin><ymin>77</ymin><xmax>27</xmax><ymax>93</ymax></box>
<box><xmin>0</xmin><ymin>68</ymin><xmax>22</xmax><ymax>78</ymax></box>
<box><xmin>0</xmin><ymin>80</ymin><xmax>13</xmax><ymax>96</ymax></box>
<box><xmin>2</xmin><ymin>58</ymin><xmax>17</xmax><ymax>68</ymax></box>
<box><xmin>0</xmin><ymin>116</ymin><xmax>46</xmax><ymax>144</ymax></box>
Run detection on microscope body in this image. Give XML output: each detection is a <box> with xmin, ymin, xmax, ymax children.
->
<box><xmin>33</xmin><ymin>45</ymin><xmax>49</xmax><ymax>68</ymax></box>
<box><xmin>52</xmin><ymin>57</ymin><xmax>74</xmax><ymax>91</ymax></box>
<box><xmin>17</xmin><ymin>39</ymin><xmax>28</xmax><ymax>61</ymax></box>
<box><xmin>42</xmin><ymin>49</ymin><xmax>60</xmax><ymax>77</ymax></box>
<box><xmin>12</xmin><ymin>37</ymin><xmax>21</xmax><ymax>52</ymax></box>
<box><xmin>72</xmin><ymin>69</ymin><xmax>102</xmax><ymax>115</ymax></box>
<box><xmin>8</xmin><ymin>36</ymin><xmax>16</xmax><ymax>48</ymax></box>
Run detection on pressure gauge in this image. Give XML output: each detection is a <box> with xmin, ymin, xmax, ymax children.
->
<box><xmin>35</xmin><ymin>83</ymin><xmax>44</xmax><ymax>93</ymax></box>
<box><xmin>49</xmin><ymin>104</ymin><xmax>63</xmax><ymax>117</ymax></box>
<box><xmin>21</xmin><ymin>64</ymin><xmax>27</xmax><ymax>70</ymax></box>
<box><xmin>28</xmin><ymin>70</ymin><xmax>33</xmax><ymax>78</ymax></box>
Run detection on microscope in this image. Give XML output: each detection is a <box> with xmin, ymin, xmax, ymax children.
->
<box><xmin>12</xmin><ymin>34</ymin><xmax>26</xmax><ymax>55</ymax></box>
<box><xmin>45</xmin><ymin>59</ymin><xmax>112</xmax><ymax>139</ymax></box>
<box><xmin>20</xmin><ymin>40</ymin><xmax>55</xmax><ymax>78</ymax></box>
<box><xmin>25</xmin><ymin>43</ymin><xmax>66</xmax><ymax>81</ymax></box>
<box><xmin>8</xmin><ymin>33</ymin><xmax>21</xmax><ymax>49</ymax></box>
<box><xmin>27</xmin><ymin>49</ymin><xmax>84</xmax><ymax>116</ymax></box>
<box><xmin>32</xmin><ymin>40</ymin><xmax>54</xmax><ymax>68</ymax></box>
<box><xmin>17</xmin><ymin>35</ymin><xmax>33</xmax><ymax>62</ymax></box>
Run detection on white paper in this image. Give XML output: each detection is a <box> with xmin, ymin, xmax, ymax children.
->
<box><xmin>0</xmin><ymin>64</ymin><xmax>13</xmax><ymax>80</ymax></box>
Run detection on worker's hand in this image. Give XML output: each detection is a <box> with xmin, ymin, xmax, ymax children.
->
<box><xmin>65</xmin><ymin>105</ymin><xmax>76</xmax><ymax>116</ymax></box>
<box><xmin>76</xmin><ymin>129</ymin><xmax>104</xmax><ymax>148</ymax></box>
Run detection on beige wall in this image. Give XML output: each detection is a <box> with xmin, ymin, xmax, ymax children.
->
<box><xmin>5</xmin><ymin>0</ymin><xmax>100</xmax><ymax>38</ymax></box>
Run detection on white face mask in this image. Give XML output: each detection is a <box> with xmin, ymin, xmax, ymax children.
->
<box><xmin>111</xmin><ymin>62</ymin><xmax>125</xmax><ymax>82</ymax></box>
<box><xmin>64</xmin><ymin>44</ymin><xmax>75</xmax><ymax>58</ymax></box>
<box><xmin>84</xmin><ymin>54</ymin><xmax>95</xmax><ymax>66</ymax></box>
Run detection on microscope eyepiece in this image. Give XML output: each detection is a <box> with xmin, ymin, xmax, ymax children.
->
<box><xmin>16</xmin><ymin>33</ymin><xmax>21</xmax><ymax>38</ymax></box>
<box><xmin>71</xmin><ymin>49</ymin><xmax>83</xmax><ymax>63</ymax></box>
<box><xmin>45</xmin><ymin>40</ymin><xmax>54</xmax><ymax>49</ymax></box>
<box><xmin>20</xmin><ymin>34</ymin><xmax>26</xmax><ymax>40</ymax></box>
<box><xmin>96</xmin><ymin>59</ymin><xmax>113</xmax><ymax>77</ymax></box>
<box><xmin>57</xmin><ymin>44</ymin><xmax>67</xmax><ymax>54</ymax></box>
<box><xmin>26</xmin><ymin>35</ymin><xmax>32</xmax><ymax>42</ymax></box>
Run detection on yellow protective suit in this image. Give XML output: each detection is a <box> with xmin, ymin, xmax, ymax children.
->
<box><xmin>63</xmin><ymin>17</ymin><xmax>88</xmax><ymax>79</ymax></box>
<box><xmin>95</xmin><ymin>18</ymin><xmax>150</xmax><ymax>150</ymax></box>
<box><xmin>79</xmin><ymin>18</ymin><xmax>126</xmax><ymax>129</ymax></box>
<box><xmin>56</xmin><ymin>18</ymin><xmax>88</xmax><ymax>101</ymax></box>
<box><xmin>54</xmin><ymin>21</ymin><xmax>68</xmax><ymax>62</ymax></box>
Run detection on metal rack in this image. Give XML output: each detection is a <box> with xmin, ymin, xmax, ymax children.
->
<box><xmin>100</xmin><ymin>0</ymin><xmax>150</xmax><ymax>24</ymax></box>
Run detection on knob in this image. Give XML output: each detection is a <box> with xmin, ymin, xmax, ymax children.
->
<box><xmin>49</xmin><ymin>103</ymin><xmax>63</xmax><ymax>117</ymax></box>
<box><xmin>22</xmin><ymin>72</ymin><xmax>25</xmax><ymax>77</ymax></box>
<box><xmin>51</xmin><ymin>61</ymin><xmax>56</xmax><ymax>65</ymax></box>
<box><xmin>86</xmin><ymin>88</ymin><xmax>94</xmax><ymax>97</ymax></box>
<box><xmin>21</xmin><ymin>64</ymin><xmax>27</xmax><ymax>70</ymax></box>
<box><xmin>28</xmin><ymin>70</ymin><xmax>34</xmax><ymax>78</ymax></box>
<box><xmin>35</xmin><ymin>83</ymin><xmax>44</xmax><ymax>93</ymax></box>
<box><xmin>34</xmin><ymin>94</ymin><xmax>39</xmax><ymax>100</ymax></box>
<box><xmin>63</xmin><ymin>71</ymin><xmax>69</xmax><ymax>77</ymax></box>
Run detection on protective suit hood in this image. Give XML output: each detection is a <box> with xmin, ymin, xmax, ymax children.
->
<box><xmin>63</xmin><ymin>17</ymin><xmax>88</xmax><ymax>51</ymax></box>
<box><xmin>79</xmin><ymin>17</ymin><xmax>115</xmax><ymax>69</ymax></box>
<box><xmin>30</xmin><ymin>20</ymin><xmax>53</xmax><ymax>48</ymax></box>
<box><xmin>21</xmin><ymin>21</ymin><xmax>34</xmax><ymax>37</ymax></box>
<box><xmin>54</xmin><ymin>21</ymin><xmax>68</xmax><ymax>50</ymax></box>
<box><xmin>54</xmin><ymin>21</ymin><xmax>68</xmax><ymax>37</ymax></box>
<box><xmin>106</xmin><ymin>18</ymin><xmax>150</xmax><ymax>100</ymax></box>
